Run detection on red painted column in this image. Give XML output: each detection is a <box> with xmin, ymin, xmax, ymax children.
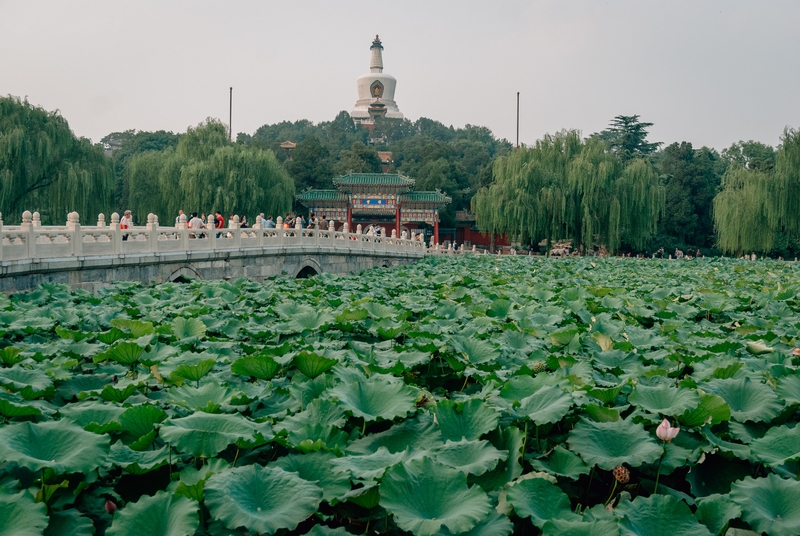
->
<box><xmin>395</xmin><ymin>203</ymin><xmax>401</xmax><ymax>237</ymax></box>
<box><xmin>464</xmin><ymin>226</ymin><xmax>471</xmax><ymax>243</ymax></box>
<box><xmin>347</xmin><ymin>205</ymin><xmax>352</xmax><ymax>231</ymax></box>
<box><xmin>434</xmin><ymin>212</ymin><xmax>439</xmax><ymax>245</ymax></box>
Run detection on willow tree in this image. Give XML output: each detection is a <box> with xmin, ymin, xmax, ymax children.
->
<box><xmin>472</xmin><ymin>130</ymin><xmax>662</xmax><ymax>253</ymax></box>
<box><xmin>714</xmin><ymin>128</ymin><xmax>800</xmax><ymax>255</ymax></box>
<box><xmin>127</xmin><ymin>119</ymin><xmax>294</xmax><ymax>223</ymax></box>
<box><xmin>0</xmin><ymin>96</ymin><xmax>114</xmax><ymax>223</ymax></box>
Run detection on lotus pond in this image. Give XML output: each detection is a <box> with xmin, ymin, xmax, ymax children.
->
<box><xmin>1</xmin><ymin>256</ymin><xmax>800</xmax><ymax>536</ymax></box>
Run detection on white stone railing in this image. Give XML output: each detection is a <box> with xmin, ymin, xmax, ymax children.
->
<box><xmin>0</xmin><ymin>211</ymin><xmax>435</xmax><ymax>263</ymax></box>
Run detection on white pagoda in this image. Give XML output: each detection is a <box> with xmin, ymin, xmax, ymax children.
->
<box><xmin>350</xmin><ymin>35</ymin><xmax>404</xmax><ymax>124</ymax></box>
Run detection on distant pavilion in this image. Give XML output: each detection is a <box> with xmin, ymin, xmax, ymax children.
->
<box><xmin>296</xmin><ymin>173</ymin><xmax>451</xmax><ymax>243</ymax></box>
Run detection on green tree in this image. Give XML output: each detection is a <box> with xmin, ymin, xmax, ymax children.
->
<box><xmin>593</xmin><ymin>115</ymin><xmax>661</xmax><ymax>162</ymax></box>
<box><xmin>286</xmin><ymin>136</ymin><xmax>334</xmax><ymax>191</ymax></box>
<box><xmin>333</xmin><ymin>142</ymin><xmax>382</xmax><ymax>175</ymax></box>
<box><xmin>473</xmin><ymin>130</ymin><xmax>663</xmax><ymax>253</ymax></box>
<box><xmin>126</xmin><ymin>119</ymin><xmax>294</xmax><ymax>223</ymax></box>
<box><xmin>0</xmin><ymin>96</ymin><xmax>115</xmax><ymax>223</ymax></box>
<box><xmin>720</xmin><ymin>140</ymin><xmax>776</xmax><ymax>173</ymax></box>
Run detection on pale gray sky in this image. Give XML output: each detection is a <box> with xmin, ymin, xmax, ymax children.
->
<box><xmin>2</xmin><ymin>1</ymin><xmax>799</xmax><ymax>150</ymax></box>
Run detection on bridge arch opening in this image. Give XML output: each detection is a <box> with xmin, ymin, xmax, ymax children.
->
<box><xmin>168</xmin><ymin>266</ymin><xmax>201</xmax><ymax>284</ymax></box>
<box><xmin>296</xmin><ymin>265</ymin><xmax>319</xmax><ymax>279</ymax></box>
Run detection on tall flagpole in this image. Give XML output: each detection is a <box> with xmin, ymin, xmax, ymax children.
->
<box><xmin>229</xmin><ymin>87</ymin><xmax>233</xmax><ymax>142</ymax></box>
<box><xmin>516</xmin><ymin>92</ymin><xmax>520</xmax><ymax>149</ymax></box>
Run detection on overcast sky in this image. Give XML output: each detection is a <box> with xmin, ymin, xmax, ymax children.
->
<box><xmin>2</xmin><ymin>1</ymin><xmax>799</xmax><ymax>150</ymax></box>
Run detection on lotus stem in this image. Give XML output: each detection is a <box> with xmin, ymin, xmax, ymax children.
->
<box><xmin>654</xmin><ymin>443</ymin><xmax>665</xmax><ymax>494</ymax></box>
<box><xmin>584</xmin><ymin>466</ymin><xmax>595</xmax><ymax>503</ymax></box>
<box><xmin>232</xmin><ymin>448</ymin><xmax>240</xmax><ymax>468</ymax></box>
<box><xmin>604</xmin><ymin>479</ymin><xmax>618</xmax><ymax>506</ymax></box>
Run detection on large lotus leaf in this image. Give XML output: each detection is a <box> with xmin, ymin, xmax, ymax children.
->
<box><xmin>348</xmin><ymin>415</ymin><xmax>444</xmax><ymax>455</ymax></box>
<box><xmin>434</xmin><ymin>399</ymin><xmax>501</xmax><ymax>441</ymax></box>
<box><xmin>101</xmin><ymin>341</ymin><xmax>145</xmax><ymax>365</ymax></box>
<box><xmin>436</xmin><ymin>512</ymin><xmax>514</xmax><ymax>536</ymax></box>
<box><xmin>0</xmin><ymin>367</ymin><xmax>53</xmax><ymax>393</ymax></box>
<box><xmin>452</xmin><ymin>336</ymin><xmax>500</xmax><ymax>365</ymax></box>
<box><xmin>0</xmin><ymin>420</ymin><xmax>110</xmax><ymax>474</ymax></box>
<box><xmin>302</xmin><ymin>526</ymin><xmax>355</xmax><ymax>536</ymax></box>
<box><xmin>471</xmin><ymin>425</ymin><xmax>524</xmax><ymax>492</ymax></box>
<box><xmin>0</xmin><ymin>346</ymin><xmax>25</xmax><ymax>366</ymax></box>
<box><xmin>231</xmin><ymin>354</ymin><xmax>281</xmax><ymax>380</ymax></box>
<box><xmin>0</xmin><ymin>398</ymin><xmax>42</xmax><ymax>420</ymax></box>
<box><xmin>567</xmin><ymin>418</ymin><xmax>662</xmax><ymax>470</ymax></box>
<box><xmin>159</xmin><ymin>413</ymin><xmax>265</xmax><ymax>457</ymax></box>
<box><xmin>119</xmin><ymin>404</ymin><xmax>168</xmax><ymax>440</ymax></box>
<box><xmin>166</xmin><ymin>381</ymin><xmax>237</xmax><ymax>411</ymax></box>
<box><xmin>288</xmin><ymin>423</ymin><xmax>351</xmax><ymax>453</ymax></box>
<box><xmin>750</xmin><ymin>424</ymin><xmax>800</xmax><ymax>465</ymax></box>
<box><xmin>106</xmin><ymin>491</ymin><xmax>199</xmax><ymax>536</ymax></box>
<box><xmin>541</xmin><ymin>518</ymin><xmax>620</xmax><ymax>536</ymax></box>
<box><xmin>435</xmin><ymin>439</ymin><xmax>508</xmax><ymax>476</ymax></box>
<box><xmin>278</xmin><ymin>398</ymin><xmax>346</xmax><ymax>434</ymax></box>
<box><xmin>695</xmin><ymin>494</ymin><xmax>741</xmax><ymax>536</ymax></box>
<box><xmin>205</xmin><ymin>465</ymin><xmax>323</xmax><ymax>534</ymax></box>
<box><xmin>59</xmin><ymin>401</ymin><xmax>125</xmax><ymax>433</ymax></box>
<box><xmin>0</xmin><ymin>490</ymin><xmax>48</xmax><ymax>536</ymax></box>
<box><xmin>380</xmin><ymin>457</ymin><xmax>492</xmax><ymax>536</ymax></box>
<box><xmin>627</xmin><ymin>384</ymin><xmax>700</xmax><ymax>416</ymax></box>
<box><xmin>730</xmin><ymin>474</ymin><xmax>800</xmax><ymax>536</ymax></box>
<box><xmin>331</xmin><ymin>446</ymin><xmax>411</xmax><ymax>480</ymax></box>
<box><xmin>529</xmin><ymin>445</ymin><xmax>590</xmax><ymax>480</ymax></box>
<box><xmin>44</xmin><ymin>509</ymin><xmax>94</xmax><ymax>536</ymax></box>
<box><xmin>615</xmin><ymin>495</ymin><xmax>712</xmax><ymax>536</ymax></box>
<box><xmin>330</xmin><ymin>377</ymin><xmax>415</xmax><ymax>422</ymax></box>
<box><xmin>550</xmin><ymin>326</ymin><xmax>580</xmax><ymax>347</ymax></box>
<box><xmin>285</xmin><ymin>311</ymin><xmax>335</xmax><ymax>333</ymax></box>
<box><xmin>677</xmin><ymin>394</ymin><xmax>731</xmax><ymax>427</ymax></box>
<box><xmin>293</xmin><ymin>351</ymin><xmax>337</xmax><ymax>378</ymax></box>
<box><xmin>171</xmin><ymin>317</ymin><xmax>207</xmax><ymax>340</ymax></box>
<box><xmin>776</xmin><ymin>374</ymin><xmax>800</xmax><ymax>405</ymax></box>
<box><xmin>109</xmin><ymin>443</ymin><xmax>170</xmax><ymax>474</ymax></box>
<box><xmin>506</xmin><ymin>477</ymin><xmax>579</xmax><ymax>528</ymax></box>
<box><xmin>111</xmin><ymin>317</ymin><xmax>155</xmax><ymax>337</ymax></box>
<box><xmin>517</xmin><ymin>385</ymin><xmax>574</xmax><ymax>425</ymax></box>
<box><xmin>702</xmin><ymin>377</ymin><xmax>782</xmax><ymax>422</ymax></box>
<box><xmin>172</xmin><ymin>359</ymin><xmax>216</xmax><ymax>383</ymax></box>
<box><xmin>273</xmin><ymin>451</ymin><xmax>351</xmax><ymax>502</ymax></box>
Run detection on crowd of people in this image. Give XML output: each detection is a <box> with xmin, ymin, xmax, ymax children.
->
<box><xmin>169</xmin><ymin>210</ymin><xmax>345</xmax><ymax>234</ymax></box>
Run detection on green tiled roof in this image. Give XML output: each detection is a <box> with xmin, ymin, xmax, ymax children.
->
<box><xmin>399</xmin><ymin>191</ymin><xmax>452</xmax><ymax>204</ymax></box>
<box><xmin>296</xmin><ymin>190</ymin><xmax>349</xmax><ymax>202</ymax></box>
<box><xmin>333</xmin><ymin>173</ymin><xmax>414</xmax><ymax>187</ymax></box>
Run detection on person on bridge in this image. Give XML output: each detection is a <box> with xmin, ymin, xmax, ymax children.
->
<box><xmin>188</xmin><ymin>212</ymin><xmax>204</xmax><ymax>238</ymax></box>
<box><xmin>214</xmin><ymin>211</ymin><xmax>224</xmax><ymax>237</ymax></box>
<box><xmin>264</xmin><ymin>215</ymin><xmax>275</xmax><ymax>229</ymax></box>
<box><xmin>120</xmin><ymin>210</ymin><xmax>132</xmax><ymax>241</ymax></box>
<box><xmin>175</xmin><ymin>209</ymin><xmax>185</xmax><ymax>226</ymax></box>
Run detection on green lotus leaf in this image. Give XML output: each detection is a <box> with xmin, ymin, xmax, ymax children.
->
<box><xmin>172</xmin><ymin>359</ymin><xmax>216</xmax><ymax>383</ymax></box>
<box><xmin>517</xmin><ymin>385</ymin><xmax>574</xmax><ymax>425</ymax></box>
<box><xmin>434</xmin><ymin>399</ymin><xmax>501</xmax><ymax>441</ymax></box>
<box><xmin>471</xmin><ymin>425</ymin><xmax>524</xmax><ymax>492</ymax></box>
<box><xmin>0</xmin><ymin>420</ymin><xmax>110</xmax><ymax>474</ymax></box>
<box><xmin>0</xmin><ymin>367</ymin><xmax>52</xmax><ymax>394</ymax></box>
<box><xmin>273</xmin><ymin>451</ymin><xmax>351</xmax><ymax>502</ymax></box>
<box><xmin>677</xmin><ymin>394</ymin><xmax>731</xmax><ymax>427</ymax></box>
<box><xmin>44</xmin><ymin>509</ymin><xmax>94</xmax><ymax>536</ymax></box>
<box><xmin>627</xmin><ymin>384</ymin><xmax>700</xmax><ymax>416</ymax></box>
<box><xmin>730</xmin><ymin>474</ymin><xmax>800</xmax><ymax>536</ymax></box>
<box><xmin>567</xmin><ymin>418</ymin><xmax>662</xmax><ymax>470</ymax></box>
<box><xmin>615</xmin><ymin>495</ymin><xmax>712</xmax><ymax>535</ymax></box>
<box><xmin>541</xmin><ymin>518</ymin><xmax>621</xmax><ymax>536</ymax></box>
<box><xmin>750</xmin><ymin>424</ymin><xmax>800</xmax><ymax>466</ymax></box>
<box><xmin>171</xmin><ymin>458</ymin><xmax>229</xmax><ymax>502</ymax></box>
<box><xmin>380</xmin><ymin>457</ymin><xmax>492</xmax><ymax>536</ymax></box>
<box><xmin>293</xmin><ymin>351</ymin><xmax>337</xmax><ymax>379</ymax></box>
<box><xmin>330</xmin><ymin>376</ymin><xmax>416</xmax><ymax>422</ymax></box>
<box><xmin>285</xmin><ymin>311</ymin><xmax>335</xmax><ymax>333</ymax></box>
<box><xmin>695</xmin><ymin>494</ymin><xmax>741</xmax><ymax>536</ymax></box>
<box><xmin>302</xmin><ymin>526</ymin><xmax>355</xmax><ymax>536</ymax></box>
<box><xmin>550</xmin><ymin>326</ymin><xmax>580</xmax><ymax>347</ymax></box>
<box><xmin>587</xmin><ymin>384</ymin><xmax>624</xmax><ymax>404</ymax></box>
<box><xmin>776</xmin><ymin>374</ymin><xmax>800</xmax><ymax>405</ymax></box>
<box><xmin>437</xmin><ymin>512</ymin><xmax>514</xmax><ymax>536</ymax></box>
<box><xmin>111</xmin><ymin>318</ymin><xmax>155</xmax><ymax>337</ymax></box>
<box><xmin>0</xmin><ymin>398</ymin><xmax>42</xmax><ymax>420</ymax></box>
<box><xmin>95</xmin><ymin>383</ymin><xmax>138</xmax><ymax>403</ymax></box>
<box><xmin>583</xmin><ymin>403</ymin><xmax>621</xmax><ymax>422</ymax></box>
<box><xmin>231</xmin><ymin>354</ymin><xmax>281</xmax><ymax>380</ymax></box>
<box><xmin>745</xmin><ymin>340</ymin><xmax>773</xmax><ymax>355</ymax></box>
<box><xmin>171</xmin><ymin>317</ymin><xmax>207</xmax><ymax>340</ymax></box>
<box><xmin>702</xmin><ymin>377</ymin><xmax>782</xmax><ymax>422</ymax></box>
<box><xmin>159</xmin><ymin>412</ymin><xmax>265</xmax><ymax>457</ymax></box>
<box><xmin>96</xmin><ymin>327</ymin><xmax>128</xmax><ymax>344</ymax></box>
<box><xmin>119</xmin><ymin>403</ymin><xmax>168</xmax><ymax>440</ymax></box>
<box><xmin>59</xmin><ymin>401</ymin><xmax>124</xmax><ymax>433</ymax></box>
<box><xmin>279</xmin><ymin>398</ymin><xmax>346</xmax><ymax>434</ymax></box>
<box><xmin>0</xmin><ymin>346</ymin><xmax>25</xmax><ymax>366</ymax></box>
<box><xmin>435</xmin><ymin>439</ymin><xmax>508</xmax><ymax>476</ymax></box>
<box><xmin>288</xmin><ymin>423</ymin><xmax>351</xmax><ymax>453</ymax></box>
<box><xmin>506</xmin><ymin>477</ymin><xmax>579</xmax><ymax>528</ymax></box>
<box><xmin>205</xmin><ymin>465</ymin><xmax>323</xmax><ymax>534</ymax></box>
<box><xmin>109</xmin><ymin>442</ymin><xmax>170</xmax><ymax>474</ymax></box>
<box><xmin>166</xmin><ymin>381</ymin><xmax>237</xmax><ymax>411</ymax></box>
<box><xmin>331</xmin><ymin>446</ymin><xmax>411</xmax><ymax>480</ymax></box>
<box><xmin>487</xmin><ymin>298</ymin><xmax>512</xmax><ymax>319</ymax></box>
<box><xmin>99</xmin><ymin>341</ymin><xmax>145</xmax><ymax>365</ymax></box>
<box><xmin>0</xmin><ymin>490</ymin><xmax>48</xmax><ymax>536</ymax></box>
<box><xmin>452</xmin><ymin>336</ymin><xmax>500</xmax><ymax>365</ymax></box>
<box><xmin>529</xmin><ymin>445</ymin><xmax>590</xmax><ymax>480</ymax></box>
<box><xmin>107</xmin><ymin>491</ymin><xmax>199</xmax><ymax>536</ymax></box>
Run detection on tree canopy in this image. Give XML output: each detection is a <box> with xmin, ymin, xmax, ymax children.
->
<box><xmin>126</xmin><ymin>119</ymin><xmax>294</xmax><ymax>224</ymax></box>
<box><xmin>0</xmin><ymin>96</ymin><xmax>115</xmax><ymax>224</ymax></box>
<box><xmin>472</xmin><ymin>130</ymin><xmax>663</xmax><ymax>253</ymax></box>
<box><xmin>592</xmin><ymin>115</ymin><xmax>662</xmax><ymax>162</ymax></box>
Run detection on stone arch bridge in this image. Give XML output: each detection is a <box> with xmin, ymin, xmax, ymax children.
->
<box><xmin>0</xmin><ymin>211</ymin><xmax>448</xmax><ymax>293</ymax></box>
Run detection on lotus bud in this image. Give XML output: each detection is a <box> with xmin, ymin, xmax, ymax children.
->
<box><xmin>656</xmin><ymin>418</ymin><xmax>680</xmax><ymax>442</ymax></box>
<box><xmin>105</xmin><ymin>500</ymin><xmax>117</xmax><ymax>515</ymax></box>
<box><xmin>613</xmin><ymin>465</ymin><xmax>630</xmax><ymax>484</ymax></box>
<box><xmin>792</xmin><ymin>348</ymin><xmax>800</xmax><ymax>356</ymax></box>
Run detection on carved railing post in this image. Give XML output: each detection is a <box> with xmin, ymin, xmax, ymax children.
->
<box><xmin>178</xmin><ymin>214</ymin><xmax>188</xmax><ymax>250</ymax></box>
<box><xmin>146</xmin><ymin>214</ymin><xmax>159</xmax><ymax>252</ymax></box>
<box><xmin>111</xmin><ymin>212</ymin><xmax>121</xmax><ymax>254</ymax></box>
<box><xmin>32</xmin><ymin>212</ymin><xmax>41</xmax><ymax>229</ymax></box>
<box><xmin>66</xmin><ymin>212</ymin><xmax>82</xmax><ymax>256</ymax></box>
<box><xmin>97</xmin><ymin>213</ymin><xmax>106</xmax><ymax>228</ymax></box>
<box><xmin>21</xmin><ymin>211</ymin><xmax>35</xmax><ymax>258</ymax></box>
<box><xmin>275</xmin><ymin>216</ymin><xmax>284</xmax><ymax>245</ymax></box>
<box><xmin>233</xmin><ymin>215</ymin><xmax>242</xmax><ymax>248</ymax></box>
<box><xmin>207</xmin><ymin>215</ymin><xmax>216</xmax><ymax>250</ymax></box>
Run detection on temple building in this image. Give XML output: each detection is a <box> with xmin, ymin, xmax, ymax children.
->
<box><xmin>296</xmin><ymin>173</ymin><xmax>450</xmax><ymax>243</ymax></box>
<box><xmin>350</xmin><ymin>36</ymin><xmax>403</xmax><ymax>125</ymax></box>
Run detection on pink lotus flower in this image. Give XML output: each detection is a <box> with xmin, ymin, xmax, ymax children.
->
<box><xmin>792</xmin><ymin>348</ymin><xmax>800</xmax><ymax>356</ymax></box>
<box><xmin>105</xmin><ymin>500</ymin><xmax>117</xmax><ymax>515</ymax></box>
<box><xmin>656</xmin><ymin>419</ymin><xmax>680</xmax><ymax>442</ymax></box>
